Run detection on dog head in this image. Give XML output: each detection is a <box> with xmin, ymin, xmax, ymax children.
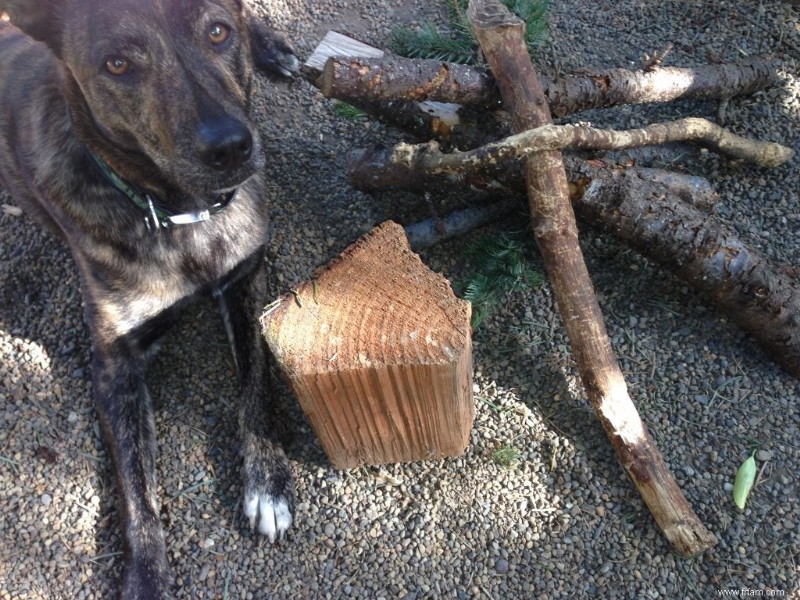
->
<box><xmin>3</xmin><ymin>0</ymin><xmax>297</xmax><ymax>202</ymax></box>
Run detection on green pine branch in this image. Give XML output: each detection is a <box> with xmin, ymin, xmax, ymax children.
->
<box><xmin>458</xmin><ymin>231</ymin><xmax>544</xmax><ymax>328</ymax></box>
<box><xmin>331</xmin><ymin>101</ymin><xmax>367</xmax><ymax>121</ymax></box>
<box><xmin>390</xmin><ymin>0</ymin><xmax>549</xmax><ymax>65</ymax></box>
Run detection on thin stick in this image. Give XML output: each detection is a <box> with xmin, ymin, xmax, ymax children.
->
<box><xmin>389</xmin><ymin>118</ymin><xmax>793</xmax><ymax>174</ymax></box>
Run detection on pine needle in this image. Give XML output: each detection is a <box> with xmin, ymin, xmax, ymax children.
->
<box><xmin>390</xmin><ymin>0</ymin><xmax>549</xmax><ymax>65</ymax></box>
<box><xmin>458</xmin><ymin>231</ymin><xmax>544</xmax><ymax>328</ymax></box>
<box><xmin>390</xmin><ymin>22</ymin><xmax>476</xmax><ymax>64</ymax></box>
<box><xmin>331</xmin><ymin>101</ymin><xmax>367</xmax><ymax>121</ymax></box>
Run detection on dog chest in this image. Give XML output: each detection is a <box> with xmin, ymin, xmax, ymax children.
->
<box><xmin>80</xmin><ymin>186</ymin><xmax>268</xmax><ymax>340</ymax></box>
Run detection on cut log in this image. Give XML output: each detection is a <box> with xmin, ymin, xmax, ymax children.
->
<box><xmin>304</xmin><ymin>31</ymin><xmax>463</xmax><ymax>141</ymax></box>
<box><xmin>308</xmin><ymin>35</ymin><xmax>781</xmax><ymax>117</ymax></box>
<box><xmin>572</xmin><ymin>166</ymin><xmax>800</xmax><ymax>379</ymax></box>
<box><xmin>302</xmin><ymin>31</ymin><xmax>384</xmax><ymax>76</ymax></box>
<box><xmin>261</xmin><ymin>221</ymin><xmax>475</xmax><ymax>469</ymax></box>
<box><xmin>468</xmin><ymin>0</ymin><xmax>716</xmax><ymax>556</ymax></box>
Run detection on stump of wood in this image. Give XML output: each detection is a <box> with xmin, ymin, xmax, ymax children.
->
<box><xmin>261</xmin><ymin>221</ymin><xmax>475</xmax><ymax>469</ymax></box>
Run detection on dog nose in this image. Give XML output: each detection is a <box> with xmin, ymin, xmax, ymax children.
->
<box><xmin>198</xmin><ymin>118</ymin><xmax>253</xmax><ymax>172</ymax></box>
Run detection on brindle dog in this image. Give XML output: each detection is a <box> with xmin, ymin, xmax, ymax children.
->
<box><xmin>0</xmin><ymin>1</ymin><xmax>299</xmax><ymax>597</ymax></box>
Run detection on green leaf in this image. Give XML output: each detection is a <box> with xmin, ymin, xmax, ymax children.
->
<box><xmin>732</xmin><ymin>453</ymin><xmax>757</xmax><ymax>510</ymax></box>
<box><xmin>331</xmin><ymin>102</ymin><xmax>367</xmax><ymax>121</ymax></box>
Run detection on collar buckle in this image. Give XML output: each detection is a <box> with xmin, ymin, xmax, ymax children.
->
<box><xmin>90</xmin><ymin>151</ymin><xmax>239</xmax><ymax>234</ymax></box>
<box><xmin>144</xmin><ymin>195</ymin><xmax>162</xmax><ymax>232</ymax></box>
<box><xmin>148</xmin><ymin>189</ymin><xmax>238</xmax><ymax>232</ymax></box>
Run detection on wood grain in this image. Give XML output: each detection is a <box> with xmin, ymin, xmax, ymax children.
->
<box><xmin>261</xmin><ymin>221</ymin><xmax>474</xmax><ymax>468</ymax></box>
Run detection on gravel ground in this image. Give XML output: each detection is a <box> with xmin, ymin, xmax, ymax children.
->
<box><xmin>1</xmin><ymin>0</ymin><xmax>799</xmax><ymax>598</ymax></box>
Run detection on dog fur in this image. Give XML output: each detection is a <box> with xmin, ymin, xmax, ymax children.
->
<box><xmin>0</xmin><ymin>1</ymin><xmax>299</xmax><ymax>597</ymax></box>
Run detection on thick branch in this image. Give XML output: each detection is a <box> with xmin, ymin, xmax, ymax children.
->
<box><xmin>573</xmin><ymin>167</ymin><xmax>800</xmax><ymax>379</ymax></box>
<box><xmin>469</xmin><ymin>0</ymin><xmax>716</xmax><ymax>556</ymax></box>
<box><xmin>318</xmin><ymin>54</ymin><xmax>782</xmax><ymax>117</ymax></box>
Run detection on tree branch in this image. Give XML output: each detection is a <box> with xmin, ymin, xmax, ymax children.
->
<box><xmin>317</xmin><ymin>53</ymin><xmax>783</xmax><ymax>117</ymax></box>
<box><xmin>468</xmin><ymin>0</ymin><xmax>716</xmax><ymax>557</ymax></box>
<box><xmin>381</xmin><ymin>118</ymin><xmax>794</xmax><ymax>177</ymax></box>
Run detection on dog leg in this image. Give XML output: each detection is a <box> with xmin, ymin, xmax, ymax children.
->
<box><xmin>221</xmin><ymin>252</ymin><xmax>295</xmax><ymax>542</ymax></box>
<box><xmin>92</xmin><ymin>343</ymin><xmax>170</xmax><ymax>600</ymax></box>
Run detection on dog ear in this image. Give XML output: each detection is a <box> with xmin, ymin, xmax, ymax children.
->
<box><xmin>1</xmin><ymin>0</ymin><xmax>66</xmax><ymax>55</ymax></box>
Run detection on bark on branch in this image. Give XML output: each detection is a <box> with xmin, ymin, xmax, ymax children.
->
<box><xmin>368</xmin><ymin>118</ymin><xmax>793</xmax><ymax>178</ymax></box>
<box><xmin>317</xmin><ymin>53</ymin><xmax>782</xmax><ymax>117</ymax></box>
<box><xmin>468</xmin><ymin>0</ymin><xmax>716</xmax><ymax>557</ymax></box>
<box><xmin>573</xmin><ymin>167</ymin><xmax>800</xmax><ymax>379</ymax></box>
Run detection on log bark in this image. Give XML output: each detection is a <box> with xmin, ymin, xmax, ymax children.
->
<box><xmin>468</xmin><ymin>0</ymin><xmax>716</xmax><ymax>556</ymax></box>
<box><xmin>317</xmin><ymin>53</ymin><xmax>782</xmax><ymax>117</ymax></box>
<box><xmin>261</xmin><ymin>221</ymin><xmax>474</xmax><ymax>469</ymax></box>
<box><xmin>304</xmin><ymin>31</ymin><xmax>467</xmax><ymax>141</ymax></box>
<box><xmin>404</xmin><ymin>199</ymin><xmax>518</xmax><ymax>250</ymax></box>
<box><xmin>572</xmin><ymin>167</ymin><xmax>800</xmax><ymax>379</ymax></box>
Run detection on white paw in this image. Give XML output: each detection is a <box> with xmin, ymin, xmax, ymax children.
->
<box><xmin>243</xmin><ymin>490</ymin><xmax>292</xmax><ymax>543</ymax></box>
<box><xmin>276</xmin><ymin>52</ymin><xmax>300</xmax><ymax>78</ymax></box>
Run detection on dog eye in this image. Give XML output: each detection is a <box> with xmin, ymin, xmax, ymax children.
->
<box><xmin>208</xmin><ymin>23</ymin><xmax>231</xmax><ymax>45</ymax></box>
<box><xmin>105</xmin><ymin>57</ymin><xmax>131</xmax><ymax>76</ymax></box>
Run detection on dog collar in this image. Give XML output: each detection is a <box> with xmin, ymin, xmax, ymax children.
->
<box><xmin>89</xmin><ymin>151</ymin><xmax>237</xmax><ymax>233</ymax></box>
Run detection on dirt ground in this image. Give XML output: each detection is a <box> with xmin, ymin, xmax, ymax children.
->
<box><xmin>1</xmin><ymin>0</ymin><xmax>799</xmax><ymax>598</ymax></box>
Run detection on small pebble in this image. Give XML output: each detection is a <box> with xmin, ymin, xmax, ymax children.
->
<box><xmin>495</xmin><ymin>558</ymin><xmax>510</xmax><ymax>574</ymax></box>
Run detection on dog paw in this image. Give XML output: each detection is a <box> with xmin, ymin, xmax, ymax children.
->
<box><xmin>243</xmin><ymin>489</ymin><xmax>293</xmax><ymax>542</ymax></box>
<box><xmin>249</xmin><ymin>22</ymin><xmax>301</xmax><ymax>78</ymax></box>
<box><xmin>242</xmin><ymin>445</ymin><xmax>294</xmax><ymax>542</ymax></box>
<box><xmin>267</xmin><ymin>45</ymin><xmax>301</xmax><ymax>78</ymax></box>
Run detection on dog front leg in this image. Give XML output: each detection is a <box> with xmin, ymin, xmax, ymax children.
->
<box><xmin>220</xmin><ymin>253</ymin><xmax>294</xmax><ymax>543</ymax></box>
<box><xmin>92</xmin><ymin>343</ymin><xmax>170</xmax><ymax>600</ymax></box>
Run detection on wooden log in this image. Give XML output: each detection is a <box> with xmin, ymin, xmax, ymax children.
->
<box><xmin>468</xmin><ymin>0</ymin><xmax>717</xmax><ymax>556</ymax></box>
<box><xmin>572</xmin><ymin>166</ymin><xmax>800</xmax><ymax>379</ymax></box>
<box><xmin>318</xmin><ymin>53</ymin><xmax>782</xmax><ymax>117</ymax></box>
<box><xmin>304</xmin><ymin>31</ymin><xmax>463</xmax><ymax>141</ymax></box>
<box><xmin>261</xmin><ymin>221</ymin><xmax>475</xmax><ymax>469</ymax></box>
